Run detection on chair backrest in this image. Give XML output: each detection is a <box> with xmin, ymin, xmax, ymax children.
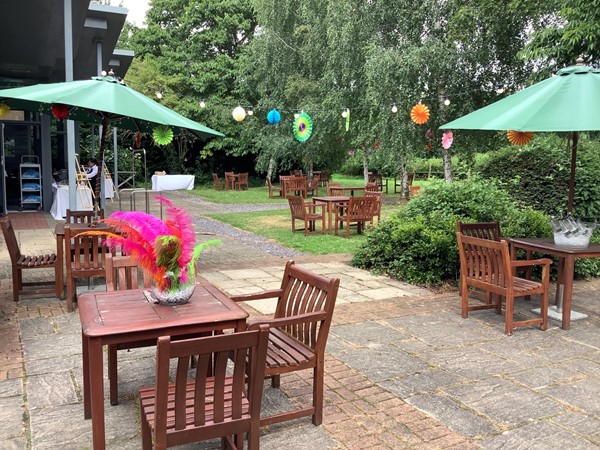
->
<box><xmin>365</xmin><ymin>182</ymin><xmax>378</xmax><ymax>191</ymax></box>
<box><xmin>290</xmin><ymin>169</ymin><xmax>303</xmax><ymax>177</ymax></box>
<box><xmin>456</xmin><ymin>232</ymin><xmax>512</xmax><ymax>290</ymax></box>
<box><xmin>238</xmin><ymin>172</ymin><xmax>249</xmax><ymax>184</ymax></box>
<box><xmin>151</xmin><ymin>326</ymin><xmax>269</xmax><ymax>447</ymax></box>
<box><xmin>407</xmin><ymin>172</ymin><xmax>415</xmax><ymax>186</ymax></box>
<box><xmin>326</xmin><ymin>182</ymin><xmax>341</xmax><ymax>196</ymax></box>
<box><xmin>457</xmin><ymin>221</ymin><xmax>502</xmax><ymax>241</ymax></box>
<box><xmin>319</xmin><ymin>170</ymin><xmax>331</xmax><ymax>183</ymax></box>
<box><xmin>212</xmin><ymin>173</ymin><xmax>223</xmax><ymax>186</ymax></box>
<box><xmin>66</xmin><ymin>208</ymin><xmax>104</xmax><ymax>224</ymax></box>
<box><xmin>0</xmin><ymin>218</ymin><xmax>21</xmax><ymax>263</ymax></box>
<box><xmin>274</xmin><ymin>261</ymin><xmax>340</xmax><ymax>352</ymax></box>
<box><xmin>287</xmin><ymin>176</ymin><xmax>307</xmax><ymax>191</ymax></box>
<box><xmin>347</xmin><ymin>196</ymin><xmax>378</xmax><ymax>220</ymax></box>
<box><xmin>64</xmin><ymin>225</ymin><xmax>112</xmax><ymax>274</ymax></box>
<box><xmin>105</xmin><ymin>254</ymin><xmax>151</xmax><ymax>291</ymax></box>
<box><xmin>287</xmin><ymin>195</ymin><xmax>307</xmax><ymax>219</ymax></box>
<box><xmin>364</xmin><ymin>190</ymin><xmax>383</xmax><ymax>214</ymax></box>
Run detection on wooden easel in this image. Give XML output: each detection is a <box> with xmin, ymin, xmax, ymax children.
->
<box><xmin>74</xmin><ymin>154</ymin><xmax>95</xmax><ymax>209</ymax></box>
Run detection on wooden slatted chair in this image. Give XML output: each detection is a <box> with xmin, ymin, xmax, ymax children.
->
<box><xmin>364</xmin><ymin>190</ymin><xmax>383</xmax><ymax>224</ymax></box>
<box><xmin>279</xmin><ymin>175</ymin><xmax>292</xmax><ymax>197</ymax></box>
<box><xmin>456</xmin><ymin>232</ymin><xmax>551</xmax><ymax>335</ymax></box>
<box><xmin>326</xmin><ymin>182</ymin><xmax>342</xmax><ymax>196</ymax></box>
<box><xmin>230</xmin><ymin>261</ymin><xmax>340</xmax><ymax>426</ymax></box>
<box><xmin>306</xmin><ymin>175</ymin><xmax>320</xmax><ymax>197</ymax></box>
<box><xmin>334</xmin><ymin>196</ymin><xmax>378</xmax><ymax>238</ymax></box>
<box><xmin>286</xmin><ymin>176</ymin><xmax>307</xmax><ymax>197</ymax></box>
<box><xmin>365</xmin><ymin>182</ymin><xmax>378</xmax><ymax>192</ymax></box>
<box><xmin>287</xmin><ymin>195</ymin><xmax>325</xmax><ymax>235</ymax></box>
<box><xmin>224</xmin><ymin>171</ymin><xmax>235</xmax><ymax>190</ymax></box>
<box><xmin>65</xmin><ymin>208</ymin><xmax>104</xmax><ymax>224</ymax></box>
<box><xmin>139</xmin><ymin>326</ymin><xmax>270</xmax><ymax>450</ymax></box>
<box><xmin>318</xmin><ymin>170</ymin><xmax>331</xmax><ymax>187</ymax></box>
<box><xmin>64</xmin><ymin>225</ymin><xmax>112</xmax><ymax>312</ymax></box>
<box><xmin>212</xmin><ymin>173</ymin><xmax>225</xmax><ymax>190</ymax></box>
<box><xmin>0</xmin><ymin>218</ymin><xmax>60</xmax><ymax>302</ymax></box>
<box><xmin>235</xmin><ymin>172</ymin><xmax>249</xmax><ymax>190</ymax></box>
<box><xmin>266</xmin><ymin>177</ymin><xmax>283</xmax><ymax>198</ymax></box>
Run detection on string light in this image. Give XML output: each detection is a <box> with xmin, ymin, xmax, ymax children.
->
<box><xmin>199</xmin><ymin>99</ymin><xmax>206</xmax><ymax>108</ymax></box>
<box><xmin>341</xmin><ymin>108</ymin><xmax>348</xmax><ymax>118</ymax></box>
<box><xmin>155</xmin><ymin>91</ymin><xmax>163</xmax><ymax>99</ymax></box>
<box><xmin>391</xmin><ymin>103</ymin><xmax>398</xmax><ymax>114</ymax></box>
<box><xmin>247</xmin><ymin>107</ymin><xmax>253</xmax><ymax>116</ymax></box>
<box><xmin>443</xmin><ymin>97</ymin><xmax>450</xmax><ymax>106</ymax></box>
<box><xmin>294</xmin><ymin>111</ymin><xmax>300</xmax><ymax>119</ymax></box>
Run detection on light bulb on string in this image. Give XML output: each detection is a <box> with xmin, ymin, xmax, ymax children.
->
<box><xmin>391</xmin><ymin>103</ymin><xmax>398</xmax><ymax>114</ymax></box>
<box><xmin>199</xmin><ymin>99</ymin><xmax>206</xmax><ymax>108</ymax></box>
<box><xmin>341</xmin><ymin>108</ymin><xmax>348</xmax><ymax>118</ymax></box>
<box><xmin>294</xmin><ymin>111</ymin><xmax>300</xmax><ymax>119</ymax></box>
<box><xmin>156</xmin><ymin>91</ymin><xmax>163</xmax><ymax>99</ymax></box>
<box><xmin>443</xmin><ymin>97</ymin><xmax>450</xmax><ymax>106</ymax></box>
<box><xmin>247</xmin><ymin>108</ymin><xmax>253</xmax><ymax>116</ymax></box>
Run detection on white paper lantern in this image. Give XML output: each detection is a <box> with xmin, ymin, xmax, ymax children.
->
<box><xmin>232</xmin><ymin>106</ymin><xmax>246</xmax><ymax>122</ymax></box>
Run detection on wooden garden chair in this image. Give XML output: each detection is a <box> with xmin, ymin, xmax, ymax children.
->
<box><xmin>224</xmin><ymin>171</ymin><xmax>235</xmax><ymax>190</ymax></box>
<box><xmin>456</xmin><ymin>232</ymin><xmax>551</xmax><ymax>335</ymax></box>
<box><xmin>287</xmin><ymin>195</ymin><xmax>325</xmax><ymax>235</ymax></box>
<box><xmin>65</xmin><ymin>208</ymin><xmax>104</xmax><ymax>224</ymax></box>
<box><xmin>334</xmin><ymin>196</ymin><xmax>377</xmax><ymax>238</ymax></box>
<box><xmin>306</xmin><ymin>175</ymin><xmax>320</xmax><ymax>197</ymax></box>
<box><xmin>230</xmin><ymin>261</ymin><xmax>340</xmax><ymax>427</ymax></box>
<box><xmin>286</xmin><ymin>176</ymin><xmax>307</xmax><ymax>197</ymax></box>
<box><xmin>364</xmin><ymin>190</ymin><xmax>383</xmax><ymax>224</ymax></box>
<box><xmin>266</xmin><ymin>177</ymin><xmax>283</xmax><ymax>198</ymax></box>
<box><xmin>212</xmin><ymin>173</ymin><xmax>225</xmax><ymax>190</ymax></box>
<box><xmin>139</xmin><ymin>326</ymin><xmax>270</xmax><ymax>450</ymax></box>
<box><xmin>0</xmin><ymin>218</ymin><xmax>59</xmax><ymax>302</ymax></box>
<box><xmin>234</xmin><ymin>172</ymin><xmax>249</xmax><ymax>190</ymax></box>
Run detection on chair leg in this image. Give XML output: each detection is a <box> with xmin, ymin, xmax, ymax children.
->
<box><xmin>504</xmin><ymin>294</ymin><xmax>514</xmax><ymax>335</ymax></box>
<box><xmin>271</xmin><ymin>374</ymin><xmax>280</xmax><ymax>388</ymax></box>
<box><xmin>12</xmin><ymin>267</ymin><xmax>21</xmax><ymax>302</ymax></box>
<box><xmin>461</xmin><ymin>278</ymin><xmax>469</xmax><ymax>318</ymax></box>
<box><xmin>66</xmin><ymin>277</ymin><xmax>74</xmax><ymax>312</ymax></box>
<box><xmin>54</xmin><ymin>265</ymin><xmax>61</xmax><ymax>299</ymax></box>
<box><xmin>108</xmin><ymin>345</ymin><xmax>119</xmax><ymax>405</ymax></box>
<box><xmin>312</xmin><ymin>363</ymin><xmax>324</xmax><ymax>426</ymax></box>
<box><xmin>140</xmin><ymin>400</ymin><xmax>153</xmax><ymax>450</ymax></box>
<box><xmin>540</xmin><ymin>291</ymin><xmax>549</xmax><ymax>331</ymax></box>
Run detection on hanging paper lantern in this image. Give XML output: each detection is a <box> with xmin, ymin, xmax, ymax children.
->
<box><xmin>442</xmin><ymin>130</ymin><xmax>454</xmax><ymax>150</ymax></box>
<box><xmin>232</xmin><ymin>106</ymin><xmax>246</xmax><ymax>122</ymax></box>
<box><xmin>410</xmin><ymin>102</ymin><xmax>430</xmax><ymax>125</ymax></box>
<box><xmin>0</xmin><ymin>103</ymin><xmax>10</xmax><ymax>116</ymax></box>
<box><xmin>267</xmin><ymin>109</ymin><xmax>281</xmax><ymax>125</ymax></box>
<box><xmin>153</xmin><ymin>125</ymin><xmax>174</xmax><ymax>146</ymax></box>
<box><xmin>293</xmin><ymin>112</ymin><xmax>313</xmax><ymax>142</ymax></box>
<box><xmin>51</xmin><ymin>103</ymin><xmax>69</xmax><ymax>120</ymax></box>
<box><xmin>507</xmin><ymin>130</ymin><xmax>534</xmax><ymax>146</ymax></box>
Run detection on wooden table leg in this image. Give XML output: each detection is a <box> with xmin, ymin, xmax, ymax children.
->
<box><xmin>56</xmin><ymin>235</ymin><xmax>64</xmax><ymax>299</ymax></box>
<box><xmin>561</xmin><ymin>256</ymin><xmax>575</xmax><ymax>330</ymax></box>
<box><xmin>82</xmin><ymin>331</ymin><xmax>91</xmax><ymax>420</ymax></box>
<box><xmin>89</xmin><ymin>337</ymin><xmax>106</xmax><ymax>449</ymax></box>
<box><xmin>555</xmin><ymin>256</ymin><xmax>565</xmax><ymax>306</ymax></box>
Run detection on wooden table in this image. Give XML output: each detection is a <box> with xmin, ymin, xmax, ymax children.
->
<box><xmin>328</xmin><ymin>186</ymin><xmax>365</xmax><ymax>197</ymax></box>
<box><xmin>313</xmin><ymin>196</ymin><xmax>350</xmax><ymax>234</ymax></box>
<box><xmin>54</xmin><ymin>222</ymin><xmax>107</xmax><ymax>299</ymax></box>
<box><xmin>78</xmin><ymin>283</ymin><xmax>248</xmax><ymax>449</ymax></box>
<box><xmin>510</xmin><ymin>238</ymin><xmax>600</xmax><ymax>329</ymax></box>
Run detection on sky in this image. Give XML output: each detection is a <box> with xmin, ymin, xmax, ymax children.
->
<box><xmin>118</xmin><ymin>0</ymin><xmax>150</xmax><ymax>27</ymax></box>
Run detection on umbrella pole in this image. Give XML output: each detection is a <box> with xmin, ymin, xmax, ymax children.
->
<box><xmin>567</xmin><ymin>131</ymin><xmax>579</xmax><ymax>214</ymax></box>
<box><xmin>95</xmin><ymin>116</ymin><xmax>110</xmax><ymax>210</ymax></box>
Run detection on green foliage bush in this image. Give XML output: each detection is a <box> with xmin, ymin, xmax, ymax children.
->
<box><xmin>352</xmin><ymin>179</ymin><xmax>555</xmax><ymax>285</ymax></box>
<box><xmin>477</xmin><ymin>134</ymin><xmax>600</xmax><ymax>222</ymax></box>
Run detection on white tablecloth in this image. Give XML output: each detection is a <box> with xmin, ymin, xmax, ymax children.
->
<box><xmin>50</xmin><ymin>185</ymin><xmax>93</xmax><ymax>220</ymax></box>
<box><xmin>104</xmin><ymin>177</ymin><xmax>115</xmax><ymax>199</ymax></box>
<box><xmin>151</xmin><ymin>175</ymin><xmax>195</xmax><ymax>191</ymax></box>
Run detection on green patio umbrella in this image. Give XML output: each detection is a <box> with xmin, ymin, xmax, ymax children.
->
<box><xmin>440</xmin><ymin>62</ymin><xmax>600</xmax><ymax>213</ymax></box>
<box><xmin>0</xmin><ymin>72</ymin><xmax>224</xmax><ymax>202</ymax></box>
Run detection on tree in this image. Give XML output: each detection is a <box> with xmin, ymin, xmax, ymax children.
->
<box><xmin>520</xmin><ymin>0</ymin><xmax>600</xmax><ymax>73</ymax></box>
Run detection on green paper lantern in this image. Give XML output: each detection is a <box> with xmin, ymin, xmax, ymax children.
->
<box><xmin>153</xmin><ymin>125</ymin><xmax>174</xmax><ymax>145</ymax></box>
<box><xmin>293</xmin><ymin>112</ymin><xmax>313</xmax><ymax>142</ymax></box>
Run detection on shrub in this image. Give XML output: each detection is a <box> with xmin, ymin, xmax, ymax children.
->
<box><xmin>352</xmin><ymin>179</ymin><xmax>554</xmax><ymax>285</ymax></box>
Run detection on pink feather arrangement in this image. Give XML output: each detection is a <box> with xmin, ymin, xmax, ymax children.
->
<box><xmin>95</xmin><ymin>198</ymin><xmax>220</xmax><ymax>291</ymax></box>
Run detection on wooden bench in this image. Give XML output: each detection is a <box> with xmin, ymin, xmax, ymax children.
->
<box><xmin>456</xmin><ymin>232</ymin><xmax>551</xmax><ymax>335</ymax></box>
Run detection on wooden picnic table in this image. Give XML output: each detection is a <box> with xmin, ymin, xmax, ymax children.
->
<box><xmin>78</xmin><ymin>283</ymin><xmax>248</xmax><ymax>449</ymax></box>
<box><xmin>312</xmin><ymin>196</ymin><xmax>350</xmax><ymax>234</ymax></box>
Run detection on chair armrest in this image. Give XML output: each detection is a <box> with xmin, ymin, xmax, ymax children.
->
<box><xmin>305</xmin><ymin>203</ymin><xmax>324</xmax><ymax>214</ymax></box>
<box><xmin>229</xmin><ymin>289</ymin><xmax>283</xmax><ymax>302</ymax></box>
<box><xmin>249</xmin><ymin>311</ymin><xmax>328</xmax><ymax>329</ymax></box>
<box><xmin>511</xmin><ymin>258</ymin><xmax>553</xmax><ymax>268</ymax></box>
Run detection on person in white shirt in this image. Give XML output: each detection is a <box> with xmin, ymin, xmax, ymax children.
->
<box><xmin>85</xmin><ymin>158</ymin><xmax>99</xmax><ymax>204</ymax></box>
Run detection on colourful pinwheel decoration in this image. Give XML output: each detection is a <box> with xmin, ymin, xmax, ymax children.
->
<box><xmin>442</xmin><ymin>130</ymin><xmax>454</xmax><ymax>150</ymax></box>
<box><xmin>293</xmin><ymin>112</ymin><xmax>313</xmax><ymax>142</ymax></box>
<box><xmin>507</xmin><ymin>130</ymin><xmax>534</xmax><ymax>146</ymax></box>
<box><xmin>153</xmin><ymin>125</ymin><xmax>174</xmax><ymax>146</ymax></box>
<box><xmin>410</xmin><ymin>102</ymin><xmax>430</xmax><ymax>125</ymax></box>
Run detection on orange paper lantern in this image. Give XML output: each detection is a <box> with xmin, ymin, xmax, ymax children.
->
<box><xmin>507</xmin><ymin>130</ymin><xmax>534</xmax><ymax>146</ymax></box>
<box><xmin>410</xmin><ymin>102</ymin><xmax>430</xmax><ymax>125</ymax></box>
